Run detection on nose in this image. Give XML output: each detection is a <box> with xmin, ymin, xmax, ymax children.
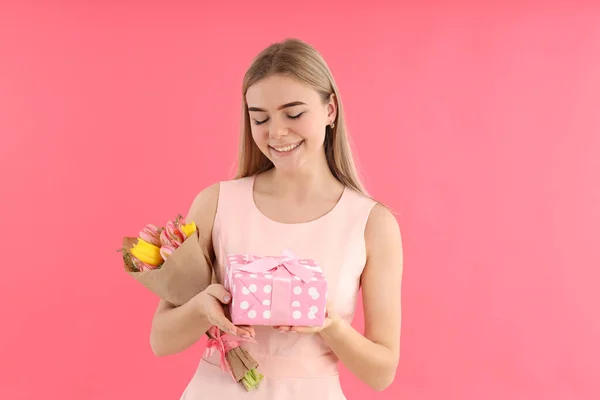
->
<box><xmin>268</xmin><ymin>120</ymin><xmax>289</xmax><ymax>139</ymax></box>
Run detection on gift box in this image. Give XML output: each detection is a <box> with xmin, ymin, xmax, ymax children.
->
<box><xmin>225</xmin><ymin>249</ymin><xmax>328</xmax><ymax>326</ymax></box>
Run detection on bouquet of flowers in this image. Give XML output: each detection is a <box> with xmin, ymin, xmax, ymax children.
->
<box><xmin>119</xmin><ymin>214</ymin><xmax>264</xmax><ymax>391</ymax></box>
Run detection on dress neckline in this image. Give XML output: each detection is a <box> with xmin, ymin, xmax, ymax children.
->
<box><xmin>249</xmin><ymin>174</ymin><xmax>347</xmax><ymax>226</ymax></box>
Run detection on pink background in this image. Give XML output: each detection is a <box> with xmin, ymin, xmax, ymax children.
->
<box><xmin>1</xmin><ymin>1</ymin><xmax>599</xmax><ymax>399</ymax></box>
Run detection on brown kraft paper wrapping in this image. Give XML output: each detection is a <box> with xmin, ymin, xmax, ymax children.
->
<box><xmin>121</xmin><ymin>229</ymin><xmax>213</xmax><ymax>306</ymax></box>
<box><xmin>227</xmin><ymin>347</ymin><xmax>259</xmax><ymax>381</ymax></box>
<box><xmin>120</xmin><ymin>228</ymin><xmax>257</xmax><ymax>385</ymax></box>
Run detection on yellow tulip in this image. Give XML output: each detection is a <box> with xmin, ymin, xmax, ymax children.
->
<box><xmin>130</xmin><ymin>238</ymin><xmax>163</xmax><ymax>266</ymax></box>
<box><xmin>180</xmin><ymin>221</ymin><xmax>197</xmax><ymax>238</ymax></box>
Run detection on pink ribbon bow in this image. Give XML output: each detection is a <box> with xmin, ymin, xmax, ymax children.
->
<box><xmin>236</xmin><ymin>249</ymin><xmax>315</xmax><ymax>283</ymax></box>
<box><xmin>204</xmin><ymin>326</ymin><xmax>255</xmax><ymax>381</ymax></box>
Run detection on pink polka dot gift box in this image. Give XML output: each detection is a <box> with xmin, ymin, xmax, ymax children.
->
<box><xmin>224</xmin><ymin>249</ymin><xmax>328</xmax><ymax>327</ymax></box>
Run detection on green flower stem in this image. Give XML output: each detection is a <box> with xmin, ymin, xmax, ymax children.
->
<box><xmin>241</xmin><ymin>368</ymin><xmax>264</xmax><ymax>391</ymax></box>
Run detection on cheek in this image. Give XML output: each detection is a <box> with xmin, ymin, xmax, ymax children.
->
<box><xmin>299</xmin><ymin>119</ymin><xmax>326</xmax><ymax>147</ymax></box>
<box><xmin>251</xmin><ymin>127</ymin><xmax>269</xmax><ymax>147</ymax></box>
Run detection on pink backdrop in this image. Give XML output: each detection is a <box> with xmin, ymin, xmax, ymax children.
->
<box><xmin>1</xmin><ymin>2</ymin><xmax>599</xmax><ymax>399</ymax></box>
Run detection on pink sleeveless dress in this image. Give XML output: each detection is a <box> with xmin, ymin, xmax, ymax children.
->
<box><xmin>180</xmin><ymin>175</ymin><xmax>377</xmax><ymax>400</ymax></box>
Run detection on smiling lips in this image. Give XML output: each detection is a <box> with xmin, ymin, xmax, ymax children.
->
<box><xmin>270</xmin><ymin>140</ymin><xmax>304</xmax><ymax>153</ymax></box>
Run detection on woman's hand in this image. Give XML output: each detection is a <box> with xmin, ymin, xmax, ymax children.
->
<box><xmin>272</xmin><ymin>303</ymin><xmax>339</xmax><ymax>334</ymax></box>
<box><xmin>194</xmin><ymin>284</ymin><xmax>255</xmax><ymax>338</ymax></box>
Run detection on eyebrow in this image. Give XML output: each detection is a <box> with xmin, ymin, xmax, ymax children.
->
<box><xmin>247</xmin><ymin>101</ymin><xmax>307</xmax><ymax>112</ymax></box>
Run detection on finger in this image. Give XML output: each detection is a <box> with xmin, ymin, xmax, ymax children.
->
<box><xmin>231</xmin><ymin>325</ymin><xmax>254</xmax><ymax>337</ymax></box>
<box><xmin>213</xmin><ymin>315</ymin><xmax>239</xmax><ymax>336</ymax></box>
<box><xmin>205</xmin><ymin>284</ymin><xmax>232</xmax><ymax>305</ymax></box>
<box><xmin>277</xmin><ymin>326</ymin><xmax>292</xmax><ymax>332</ymax></box>
<box><xmin>236</xmin><ymin>325</ymin><xmax>256</xmax><ymax>337</ymax></box>
<box><xmin>213</xmin><ymin>315</ymin><xmax>253</xmax><ymax>338</ymax></box>
<box><xmin>290</xmin><ymin>326</ymin><xmax>315</xmax><ymax>333</ymax></box>
<box><xmin>216</xmin><ymin>319</ymin><xmax>254</xmax><ymax>338</ymax></box>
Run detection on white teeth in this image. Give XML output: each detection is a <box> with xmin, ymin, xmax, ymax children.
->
<box><xmin>272</xmin><ymin>141</ymin><xmax>302</xmax><ymax>152</ymax></box>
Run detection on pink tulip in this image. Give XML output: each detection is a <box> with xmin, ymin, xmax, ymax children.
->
<box><xmin>160</xmin><ymin>219</ymin><xmax>186</xmax><ymax>247</ymax></box>
<box><xmin>160</xmin><ymin>244</ymin><xmax>176</xmax><ymax>261</ymax></box>
<box><xmin>139</xmin><ymin>224</ymin><xmax>162</xmax><ymax>247</ymax></box>
<box><xmin>132</xmin><ymin>257</ymin><xmax>158</xmax><ymax>272</ymax></box>
<box><xmin>174</xmin><ymin>215</ymin><xmax>189</xmax><ymax>237</ymax></box>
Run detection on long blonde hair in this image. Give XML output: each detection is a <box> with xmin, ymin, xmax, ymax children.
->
<box><xmin>235</xmin><ymin>38</ymin><xmax>368</xmax><ymax>196</ymax></box>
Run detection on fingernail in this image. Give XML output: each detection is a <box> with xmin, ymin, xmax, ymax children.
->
<box><xmin>229</xmin><ymin>329</ymin><xmax>237</xmax><ymax>335</ymax></box>
<box><xmin>223</xmin><ymin>295</ymin><xmax>231</xmax><ymax>303</ymax></box>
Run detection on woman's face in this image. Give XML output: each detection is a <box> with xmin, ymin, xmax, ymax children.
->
<box><xmin>245</xmin><ymin>74</ymin><xmax>336</xmax><ymax>172</ymax></box>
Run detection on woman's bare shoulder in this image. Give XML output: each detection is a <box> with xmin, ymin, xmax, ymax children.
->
<box><xmin>186</xmin><ymin>182</ymin><xmax>220</xmax><ymax>224</ymax></box>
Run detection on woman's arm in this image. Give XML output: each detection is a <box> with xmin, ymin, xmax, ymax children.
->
<box><xmin>150</xmin><ymin>292</ymin><xmax>215</xmax><ymax>357</ymax></box>
<box><xmin>318</xmin><ymin>204</ymin><xmax>404</xmax><ymax>391</ymax></box>
<box><xmin>149</xmin><ymin>183</ymin><xmax>220</xmax><ymax>357</ymax></box>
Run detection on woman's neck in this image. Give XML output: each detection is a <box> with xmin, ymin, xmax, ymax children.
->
<box><xmin>262</xmin><ymin>161</ymin><xmax>342</xmax><ymax>202</ymax></box>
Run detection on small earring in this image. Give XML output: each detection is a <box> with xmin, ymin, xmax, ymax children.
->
<box><xmin>330</xmin><ymin>121</ymin><xmax>335</xmax><ymax>129</ymax></box>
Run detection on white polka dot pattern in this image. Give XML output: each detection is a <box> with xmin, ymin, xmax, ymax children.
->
<box><xmin>225</xmin><ymin>253</ymin><xmax>328</xmax><ymax>327</ymax></box>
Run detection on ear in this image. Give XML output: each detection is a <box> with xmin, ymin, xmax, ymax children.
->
<box><xmin>326</xmin><ymin>93</ymin><xmax>337</xmax><ymax>124</ymax></box>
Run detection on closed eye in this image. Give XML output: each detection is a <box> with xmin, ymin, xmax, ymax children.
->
<box><xmin>252</xmin><ymin>112</ymin><xmax>304</xmax><ymax>126</ymax></box>
<box><xmin>253</xmin><ymin>118</ymin><xmax>269</xmax><ymax>126</ymax></box>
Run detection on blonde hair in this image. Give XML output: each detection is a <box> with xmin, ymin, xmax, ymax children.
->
<box><xmin>235</xmin><ymin>38</ymin><xmax>368</xmax><ymax>196</ymax></box>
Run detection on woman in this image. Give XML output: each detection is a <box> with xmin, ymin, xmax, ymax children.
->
<box><xmin>149</xmin><ymin>38</ymin><xmax>404</xmax><ymax>399</ymax></box>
